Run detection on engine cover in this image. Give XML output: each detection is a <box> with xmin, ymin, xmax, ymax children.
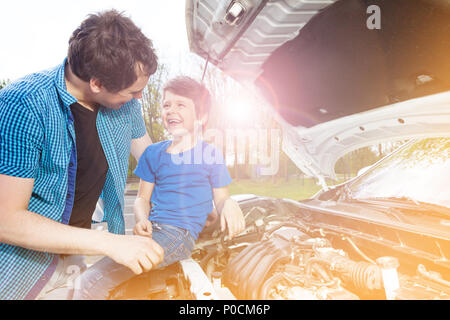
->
<box><xmin>224</xmin><ymin>227</ymin><xmax>308</xmax><ymax>299</ymax></box>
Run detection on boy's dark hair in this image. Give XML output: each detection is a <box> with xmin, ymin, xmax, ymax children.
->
<box><xmin>163</xmin><ymin>76</ymin><xmax>211</xmax><ymax>120</ymax></box>
<box><xmin>68</xmin><ymin>10</ymin><xmax>158</xmax><ymax>93</ymax></box>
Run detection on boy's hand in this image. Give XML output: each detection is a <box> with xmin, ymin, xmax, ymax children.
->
<box><xmin>133</xmin><ymin>219</ymin><xmax>153</xmax><ymax>237</ymax></box>
<box><xmin>204</xmin><ymin>208</ymin><xmax>219</xmax><ymax>227</ymax></box>
<box><xmin>220</xmin><ymin>199</ymin><xmax>246</xmax><ymax>239</ymax></box>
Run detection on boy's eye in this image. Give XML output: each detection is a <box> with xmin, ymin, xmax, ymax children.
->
<box><xmin>178</xmin><ymin>104</ymin><xmax>185</xmax><ymax>108</ymax></box>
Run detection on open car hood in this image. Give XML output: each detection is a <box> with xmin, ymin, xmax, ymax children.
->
<box><xmin>186</xmin><ymin>0</ymin><xmax>450</xmax><ymax>182</ymax></box>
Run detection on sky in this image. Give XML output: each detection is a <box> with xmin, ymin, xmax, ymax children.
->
<box><xmin>0</xmin><ymin>0</ymin><xmax>264</xmax><ymax>139</ymax></box>
<box><xmin>0</xmin><ymin>0</ymin><xmax>204</xmax><ymax>81</ymax></box>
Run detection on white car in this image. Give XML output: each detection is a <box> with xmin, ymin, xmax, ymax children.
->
<box><xmin>110</xmin><ymin>0</ymin><xmax>450</xmax><ymax>300</ymax></box>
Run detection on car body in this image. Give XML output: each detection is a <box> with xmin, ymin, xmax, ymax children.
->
<box><xmin>111</xmin><ymin>0</ymin><xmax>450</xmax><ymax>300</ymax></box>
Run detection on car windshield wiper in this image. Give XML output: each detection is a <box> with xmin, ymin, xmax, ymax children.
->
<box><xmin>353</xmin><ymin>197</ymin><xmax>450</xmax><ymax>219</ymax></box>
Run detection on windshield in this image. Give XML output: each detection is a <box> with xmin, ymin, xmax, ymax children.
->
<box><xmin>348</xmin><ymin>138</ymin><xmax>450</xmax><ymax>209</ymax></box>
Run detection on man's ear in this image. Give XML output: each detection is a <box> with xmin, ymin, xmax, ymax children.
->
<box><xmin>89</xmin><ymin>78</ymin><xmax>103</xmax><ymax>94</ymax></box>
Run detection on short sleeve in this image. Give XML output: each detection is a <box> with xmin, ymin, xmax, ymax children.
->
<box><xmin>0</xmin><ymin>98</ymin><xmax>42</xmax><ymax>178</ymax></box>
<box><xmin>208</xmin><ymin>145</ymin><xmax>232</xmax><ymax>188</ymax></box>
<box><xmin>133</xmin><ymin>146</ymin><xmax>156</xmax><ymax>183</ymax></box>
<box><xmin>130</xmin><ymin>99</ymin><xmax>147</xmax><ymax>139</ymax></box>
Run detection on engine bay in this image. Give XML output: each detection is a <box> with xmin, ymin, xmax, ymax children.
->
<box><xmin>109</xmin><ymin>197</ymin><xmax>450</xmax><ymax>300</ymax></box>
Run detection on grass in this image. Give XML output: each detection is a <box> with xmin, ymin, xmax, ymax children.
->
<box><xmin>127</xmin><ymin>177</ymin><xmax>350</xmax><ymax>201</ymax></box>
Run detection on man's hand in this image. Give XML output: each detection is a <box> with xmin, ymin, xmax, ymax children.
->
<box><xmin>0</xmin><ymin>173</ymin><xmax>164</xmax><ymax>275</ymax></box>
<box><xmin>133</xmin><ymin>219</ymin><xmax>153</xmax><ymax>237</ymax></box>
<box><xmin>220</xmin><ymin>198</ymin><xmax>246</xmax><ymax>239</ymax></box>
<box><xmin>105</xmin><ymin>234</ymin><xmax>164</xmax><ymax>275</ymax></box>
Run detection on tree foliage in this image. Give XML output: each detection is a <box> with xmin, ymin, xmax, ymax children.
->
<box><xmin>334</xmin><ymin>140</ymin><xmax>408</xmax><ymax>179</ymax></box>
<box><xmin>128</xmin><ymin>63</ymin><xmax>169</xmax><ymax>178</ymax></box>
<box><xmin>197</xmin><ymin>63</ymin><xmax>283</xmax><ymax>180</ymax></box>
<box><xmin>140</xmin><ymin>63</ymin><xmax>170</xmax><ymax>143</ymax></box>
<box><xmin>335</xmin><ymin>147</ymin><xmax>381</xmax><ymax>178</ymax></box>
<box><xmin>0</xmin><ymin>79</ymin><xmax>10</xmax><ymax>90</ymax></box>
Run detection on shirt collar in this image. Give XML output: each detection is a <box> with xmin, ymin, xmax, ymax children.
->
<box><xmin>53</xmin><ymin>58</ymin><xmax>77</xmax><ymax>108</ymax></box>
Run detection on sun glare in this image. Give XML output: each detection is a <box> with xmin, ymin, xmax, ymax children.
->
<box><xmin>226</xmin><ymin>99</ymin><xmax>253</xmax><ymax>127</ymax></box>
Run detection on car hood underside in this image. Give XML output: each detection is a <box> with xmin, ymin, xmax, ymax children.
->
<box><xmin>186</xmin><ymin>0</ymin><xmax>450</xmax><ymax>181</ymax></box>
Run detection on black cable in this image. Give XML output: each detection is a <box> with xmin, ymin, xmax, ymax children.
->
<box><xmin>201</xmin><ymin>55</ymin><xmax>209</xmax><ymax>83</ymax></box>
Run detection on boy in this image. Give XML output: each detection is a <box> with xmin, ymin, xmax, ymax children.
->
<box><xmin>73</xmin><ymin>76</ymin><xmax>245</xmax><ymax>299</ymax></box>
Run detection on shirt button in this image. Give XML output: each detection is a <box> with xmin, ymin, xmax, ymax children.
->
<box><xmin>69</xmin><ymin>162</ymin><xmax>74</xmax><ymax>167</ymax></box>
<box><xmin>66</xmin><ymin>194</ymin><xmax>71</xmax><ymax>199</ymax></box>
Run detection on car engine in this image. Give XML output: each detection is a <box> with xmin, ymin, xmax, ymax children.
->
<box><xmin>109</xmin><ymin>197</ymin><xmax>450</xmax><ymax>300</ymax></box>
<box><xmin>221</xmin><ymin>226</ymin><xmax>379</xmax><ymax>300</ymax></box>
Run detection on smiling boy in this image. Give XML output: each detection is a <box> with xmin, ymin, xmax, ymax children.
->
<box><xmin>73</xmin><ymin>76</ymin><xmax>245</xmax><ymax>299</ymax></box>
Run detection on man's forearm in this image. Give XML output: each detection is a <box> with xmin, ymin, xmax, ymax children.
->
<box><xmin>0</xmin><ymin>208</ymin><xmax>115</xmax><ymax>256</ymax></box>
<box><xmin>0</xmin><ymin>175</ymin><xmax>164</xmax><ymax>274</ymax></box>
<box><xmin>0</xmin><ymin>207</ymin><xmax>165</xmax><ymax>274</ymax></box>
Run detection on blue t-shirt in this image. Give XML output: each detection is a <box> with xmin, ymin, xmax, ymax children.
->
<box><xmin>134</xmin><ymin>140</ymin><xmax>232</xmax><ymax>240</ymax></box>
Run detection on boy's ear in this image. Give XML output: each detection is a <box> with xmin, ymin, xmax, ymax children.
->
<box><xmin>89</xmin><ymin>78</ymin><xmax>103</xmax><ymax>94</ymax></box>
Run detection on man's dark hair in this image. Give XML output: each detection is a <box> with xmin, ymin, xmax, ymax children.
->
<box><xmin>163</xmin><ymin>76</ymin><xmax>212</xmax><ymax>120</ymax></box>
<box><xmin>68</xmin><ymin>10</ymin><xmax>158</xmax><ymax>92</ymax></box>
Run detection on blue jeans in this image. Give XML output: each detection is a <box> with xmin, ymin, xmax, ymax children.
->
<box><xmin>72</xmin><ymin>222</ymin><xmax>195</xmax><ymax>300</ymax></box>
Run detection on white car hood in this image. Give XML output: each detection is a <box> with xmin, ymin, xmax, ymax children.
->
<box><xmin>186</xmin><ymin>0</ymin><xmax>450</xmax><ymax>183</ymax></box>
<box><xmin>281</xmin><ymin>91</ymin><xmax>450</xmax><ymax>183</ymax></box>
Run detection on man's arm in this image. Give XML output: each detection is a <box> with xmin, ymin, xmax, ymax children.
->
<box><xmin>130</xmin><ymin>132</ymin><xmax>152</xmax><ymax>161</ymax></box>
<box><xmin>212</xmin><ymin>187</ymin><xmax>246</xmax><ymax>239</ymax></box>
<box><xmin>0</xmin><ymin>173</ymin><xmax>164</xmax><ymax>275</ymax></box>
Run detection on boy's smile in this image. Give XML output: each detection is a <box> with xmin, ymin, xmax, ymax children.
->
<box><xmin>162</xmin><ymin>90</ymin><xmax>198</xmax><ymax>137</ymax></box>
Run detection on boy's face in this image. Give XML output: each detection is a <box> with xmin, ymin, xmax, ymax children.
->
<box><xmin>162</xmin><ymin>90</ymin><xmax>199</xmax><ymax>137</ymax></box>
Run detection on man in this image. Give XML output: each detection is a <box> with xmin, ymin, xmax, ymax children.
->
<box><xmin>0</xmin><ymin>10</ymin><xmax>164</xmax><ymax>300</ymax></box>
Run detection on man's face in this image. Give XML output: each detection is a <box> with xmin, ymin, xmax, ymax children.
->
<box><xmin>94</xmin><ymin>73</ymin><xmax>149</xmax><ymax>109</ymax></box>
<box><xmin>162</xmin><ymin>90</ymin><xmax>199</xmax><ymax>137</ymax></box>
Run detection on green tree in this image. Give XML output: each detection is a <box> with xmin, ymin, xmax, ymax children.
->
<box><xmin>141</xmin><ymin>63</ymin><xmax>170</xmax><ymax>143</ymax></box>
<box><xmin>128</xmin><ymin>64</ymin><xmax>169</xmax><ymax>178</ymax></box>
<box><xmin>335</xmin><ymin>146</ymin><xmax>381</xmax><ymax>179</ymax></box>
<box><xmin>199</xmin><ymin>63</ymin><xmax>281</xmax><ymax>181</ymax></box>
<box><xmin>0</xmin><ymin>79</ymin><xmax>11</xmax><ymax>90</ymax></box>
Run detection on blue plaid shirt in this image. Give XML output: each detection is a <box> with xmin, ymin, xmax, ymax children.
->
<box><xmin>0</xmin><ymin>60</ymin><xmax>146</xmax><ymax>299</ymax></box>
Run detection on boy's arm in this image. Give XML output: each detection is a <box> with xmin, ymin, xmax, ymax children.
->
<box><xmin>212</xmin><ymin>187</ymin><xmax>246</xmax><ymax>239</ymax></box>
<box><xmin>133</xmin><ymin>179</ymin><xmax>154</xmax><ymax>237</ymax></box>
